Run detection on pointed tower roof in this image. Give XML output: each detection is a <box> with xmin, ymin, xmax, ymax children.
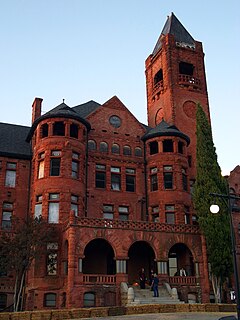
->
<box><xmin>152</xmin><ymin>12</ymin><xmax>195</xmax><ymax>56</ymax></box>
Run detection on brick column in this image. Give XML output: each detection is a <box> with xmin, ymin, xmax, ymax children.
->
<box><xmin>67</xmin><ymin>210</ymin><xmax>76</xmax><ymax>308</ymax></box>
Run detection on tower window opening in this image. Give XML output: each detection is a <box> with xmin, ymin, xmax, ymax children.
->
<box><xmin>178</xmin><ymin>141</ymin><xmax>184</xmax><ymax>154</ymax></box>
<box><xmin>53</xmin><ymin>121</ymin><xmax>65</xmax><ymax>136</ymax></box>
<box><xmin>154</xmin><ymin>69</ymin><xmax>163</xmax><ymax>86</ymax></box>
<box><xmin>70</xmin><ymin>123</ymin><xmax>78</xmax><ymax>138</ymax></box>
<box><xmin>163</xmin><ymin>139</ymin><xmax>173</xmax><ymax>152</ymax></box>
<box><xmin>149</xmin><ymin>141</ymin><xmax>158</xmax><ymax>155</ymax></box>
<box><xmin>41</xmin><ymin>123</ymin><xmax>49</xmax><ymax>138</ymax></box>
<box><xmin>179</xmin><ymin>62</ymin><xmax>194</xmax><ymax>76</ymax></box>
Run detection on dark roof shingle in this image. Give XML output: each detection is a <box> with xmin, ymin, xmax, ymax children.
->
<box><xmin>0</xmin><ymin>123</ymin><xmax>31</xmax><ymax>159</ymax></box>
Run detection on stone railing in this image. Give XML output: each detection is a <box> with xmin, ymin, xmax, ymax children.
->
<box><xmin>178</xmin><ymin>74</ymin><xmax>201</xmax><ymax>90</ymax></box>
<box><xmin>83</xmin><ymin>274</ymin><xmax>116</xmax><ymax>284</ymax></box>
<box><xmin>152</xmin><ymin>80</ymin><xmax>164</xmax><ymax>95</ymax></box>
<box><xmin>70</xmin><ymin>217</ymin><xmax>200</xmax><ymax>235</ymax></box>
<box><xmin>168</xmin><ymin>276</ymin><xmax>197</xmax><ymax>285</ymax></box>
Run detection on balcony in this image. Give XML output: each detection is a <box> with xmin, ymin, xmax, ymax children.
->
<box><xmin>178</xmin><ymin>74</ymin><xmax>201</xmax><ymax>91</ymax></box>
<box><xmin>65</xmin><ymin>217</ymin><xmax>200</xmax><ymax>235</ymax></box>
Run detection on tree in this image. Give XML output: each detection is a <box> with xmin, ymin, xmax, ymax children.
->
<box><xmin>0</xmin><ymin>216</ymin><xmax>55</xmax><ymax>311</ymax></box>
<box><xmin>193</xmin><ymin>104</ymin><xmax>232</xmax><ymax>303</ymax></box>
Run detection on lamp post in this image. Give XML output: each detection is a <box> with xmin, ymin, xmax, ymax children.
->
<box><xmin>210</xmin><ymin>192</ymin><xmax>240</xmax><ymax>320</ymax></box>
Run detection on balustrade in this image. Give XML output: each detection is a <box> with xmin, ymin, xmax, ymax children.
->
<box><xmin>168</xmin><ymin>276</ymin><xmax>197</xmax><ymax>285</ymax></box>
<box><xmin>83</xmin><ymin>274</ymin><xmax>116</xmax><ymax>284</ymax></box>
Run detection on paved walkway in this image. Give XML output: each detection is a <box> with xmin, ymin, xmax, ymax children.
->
<box><xmin>77</xmin><ymin>312</ymin><xmax>237</xmax><ymax>320</ymax></box>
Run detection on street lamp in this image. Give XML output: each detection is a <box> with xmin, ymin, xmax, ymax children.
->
<box><xmin>210</xmin><ymin>192</ymin><xmax>240</xmax><ymax>320</ymax></box>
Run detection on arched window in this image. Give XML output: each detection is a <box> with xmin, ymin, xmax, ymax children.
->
<box><xmin>134</xmin><ymin>147</ymin><xmax>142</xmax><ymax>157</ymax></box>
<box><xmin>83</xmin><ymin>292</ymin><xmax>95</xmax><ymax>307</ymax></box>
<box><xmin>123</xmin><ymin>145</ymin><xmax>131</xmax><ymax>156</ymax></box>
<box><xmin>44</xmin><ymin>293</ymin><xmax>56</xmax><ymax>307</ymax></box>
<box><xmin>100</xmin><ymin>141</ymin><xmax>108</xmax><ymax>153</ymax></box>
<box><xmin>88</xmin><ymin>140</ymin><xmax>96</xmax><ymax>151</ymax></box>
<box><xmin>111</xmin><ymin>143</ymin><xmax>120</xmax><ymax>154</ymax></box>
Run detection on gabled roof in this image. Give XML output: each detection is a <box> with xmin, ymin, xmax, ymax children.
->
<box><xmin>141</xmin><ymin>119</ymin><xmax>190</xmax><ymax>145</ymax></box>
<box><xmin>152</xmin><ymin>12</ymin><xmax>195</xmax><ymax>56</ymax></box>
<box><xmin>72</xmin><ymin>100</ymin><xmax>101</xmax><ymax>118</ymax></box>
<box><xmin>0</xmin><ymin>122</ymin><xmax>31</xmax><ymax>159</ymax></box>
<box><xmin>27</xmin><ymin>102</ymin><xmax>91</xmax><ymax>141</ymax></box>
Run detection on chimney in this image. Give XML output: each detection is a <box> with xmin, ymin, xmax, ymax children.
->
<box><xmin>32</xmin><ymin>97</ymin><xmax>43</xmax><ymax>124</ymax></box>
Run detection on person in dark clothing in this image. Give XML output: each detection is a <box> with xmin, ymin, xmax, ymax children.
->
<box><xmin>151</xmin><ymin>273</ymin><xmax>159</xmax><ymax>297</ymax></box>
<box><xmin>139</xmin><ymin>268</ymin><xmax>146</xmax><ymax>289</ymax></box>
<box><xmin>149</xmin><ymin>269</ymin><xmax>154</xmax><ymax>290</ymax></box>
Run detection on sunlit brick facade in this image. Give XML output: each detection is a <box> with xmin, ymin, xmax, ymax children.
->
<box><xmin>0</xmin><ymin>13</ymin><xmax>239</xmax><ymax>311</ymax></box>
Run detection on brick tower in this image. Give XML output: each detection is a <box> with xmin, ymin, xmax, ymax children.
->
<box><xmin>145</xmin><ymin>12</ymin><xmax>210</xmax><ymax>178</ymax></box>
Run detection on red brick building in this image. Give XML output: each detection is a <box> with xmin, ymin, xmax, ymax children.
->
<box><xmin>0</xmin><ymin>13</ymin><xmax>239</xmax><ymax>310</ymax></box>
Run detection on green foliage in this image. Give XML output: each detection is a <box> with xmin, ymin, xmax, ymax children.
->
<box><xmin>193</xmin><ymin>104</ymin><xmax>232</xmax><ymax>281</ymax></box>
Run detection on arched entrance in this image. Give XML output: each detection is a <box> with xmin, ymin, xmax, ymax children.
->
<box><xmin>168</xmin><ymin>243</ymin><xmax>194</xmax><ymax>276</ymax></box>
<box><xmin>128</xmin><ymin>241</ymin><xmax>156</xmax><ymax>284</ymax></box>
<box><xmin>82</xmin><ymin>239</ymin><xmax>115</xmax><ymax>274</ymax></box>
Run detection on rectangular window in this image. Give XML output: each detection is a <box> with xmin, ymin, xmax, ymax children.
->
<box><xmin>182</xmin><ymin>168</ymin><xmax>188</xmax><ymax>191</ymax></box>
<box><xmin>150</xmin><ymin>168</ymin><xmax>158</xmax><ymax>191</ymax></box>
<box><xmin>111</xmin><ymin>167</ymin><xmax>121</xmax><ymax>191</ymax></box>
<box><xmin>44</xmin><ymin>293</ymin><xmax>56</xmax><ymax>307</ymax></box>
<box><xmin>184</xmin><ymin>206</ymin><xmax>190</xmax><ymax>224</ymax></box>
<box><xmin>2</xmin><ymin>202</ymin><xmax>13</xmax><ymax>229</ymax></box>
<box><xmin>126</xmin><ymin>168</ymin><xmax>136</xmax><ymax>192</ymax></box>
<box><xmin>50</xmin><ymin>151</ymin><xmax>61</xmax><ymax>176</ymax></box>
<box><xmin>47</xmin><ymin>245</ymin><xmax>58</xmax><ymax>275</ymax></box>
<box><xmin>95</xmin><ymin>164</ymin><xmax>106</xmax><ymax>188</ymax></box>
<box><xmin>71</xmin><ymin>194</ymin><xmax>78</xmax><ymax>216</ymax></box>
<box><xmin>163</xmin><ymin>165</ymin><xmax>173</xmax><ymax>189</ymax></box>
<box><xmin>103</xmin><ymin>204</ymin><xmax>113</xmax><ymax>219</ymax></box>
<box><xmin>165</xmin><ymin>205</ymin><xmax>175</xmax><ymax>224</ymax></box>
<box><xmin>118</xmin><ymin>206</ymin><xmax>129</xmax><ymax>221</ymax></box>
<box><xmin>48</xmin><ymin>194</ymin><xmax>59</xmax><ymax>223</ymax></box>
<box><xmin>72</xmin><ymin>160</ymin><xmax>79</xmax><ymax>179</ymax></box>
<box><xmin>38</xmin><ymin>160</ymin><xmax>44</xmax><ymax>179</ymax></box>
<box><xmin>152</xmin><ymin>206</ymin><xmax>159</xmax><ymax>222</ymax></box>
<box><xmin>5</xmin><ymin>162</ymin><xmax>16</xmax><ymax>187</ymax></box>
<box><xmin>34</xmin><ymin>195</ymin><xmax>42</xmax><ymax>218</ymax></box>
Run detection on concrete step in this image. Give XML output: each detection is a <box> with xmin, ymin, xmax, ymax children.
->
<box><xmin>129</xmin><ymin>285</ymin><xmax>183</xmax><ymax>305</ymax></box>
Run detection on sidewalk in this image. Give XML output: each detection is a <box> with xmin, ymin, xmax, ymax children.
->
<box><xmin>79</xmin><ymin>312</ymin><xmax>237</xmax><ymax>320</ymax></box>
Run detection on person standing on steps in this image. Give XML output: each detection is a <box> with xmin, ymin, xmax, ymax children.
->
<box><xmin>151</xmin><ymin>273</ymin><xmax>159</xmax><ymax>297</ymax></box>
<box><xmin>139</xmin><ymin>267</ymin><xmax>146</xmax><ymax>289</ymax></box>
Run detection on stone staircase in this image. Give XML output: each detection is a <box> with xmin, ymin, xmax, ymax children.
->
<box><xmin>128</xmin><ymin>285</ymin><xmax>183</xmax><ymax>305</ymax></box>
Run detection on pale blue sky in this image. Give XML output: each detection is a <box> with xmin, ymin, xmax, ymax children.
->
<box><xmin>0</xmin><ymin>0</ymin><xmax>239</xmax><ymax>175</ymax></box>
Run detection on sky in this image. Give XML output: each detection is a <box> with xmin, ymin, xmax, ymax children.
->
<box><xmin>0</xmin><ymin>0</ymin><xmax>239</xmax><ymax>175</ymax></box>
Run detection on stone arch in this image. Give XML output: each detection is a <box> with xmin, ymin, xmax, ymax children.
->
<box><xmin>82</xmin><ymin>238</ymin><xmax>116</xmax><ymax>275</ymax></box>
<box><xmin>127</xmin><ymin>240</ymin><xmax>156</xmax><ymax>284</ymax></box>
<box><xmin>161</xmin><ymin>234</ymin><xmax>201</xmax><ymax>262</ymax></box>
<box><xmin>168</xmin><ymin>243</ymin><xmax>194</xmax><ymax>276</ymax></box>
